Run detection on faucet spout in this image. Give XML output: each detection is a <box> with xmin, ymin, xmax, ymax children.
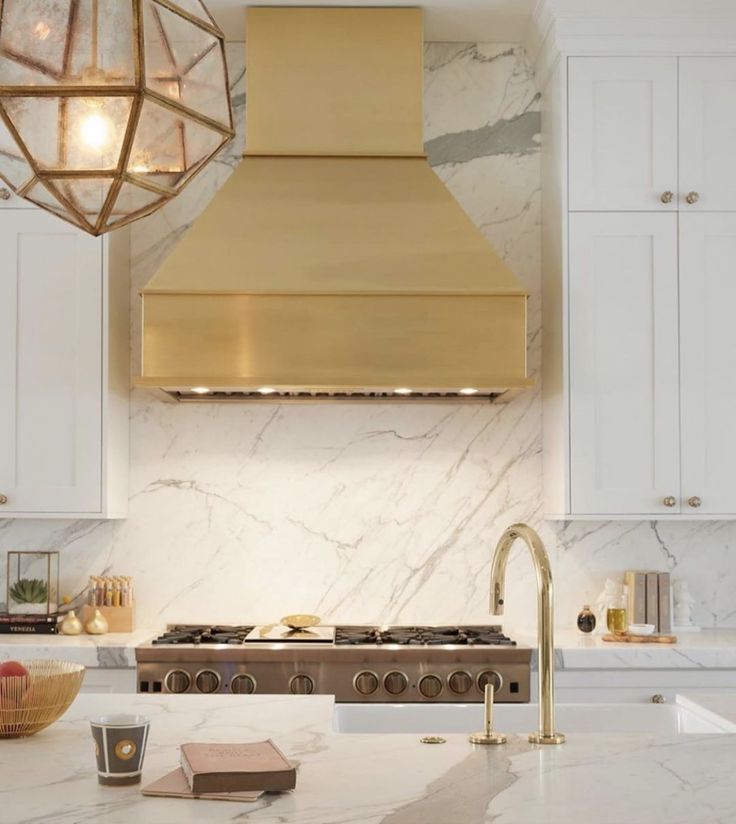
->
<box><xmin>490</xmin><ymin>523</ymin><xmax>565</xmax><ymax>745</ymax></box>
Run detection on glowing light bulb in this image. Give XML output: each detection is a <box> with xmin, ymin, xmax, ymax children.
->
<box><xmin>34</xmin><ymin>21</ymin><xmax>51</xmax><ymax>41</ymax></box>
<box><xmin>394</xmin><ymin>388</ymin><xmax>412</xmax><ymax>395</ymax></box>
<box><xmin>459</xmin><ymin>388</ymin><xmax>479</xmax><ymax>395</ymax></box>
<box><xmin>257</xmin><ymin>387</ymin><xmax>277</xmax><ymax>395</ymax></box>
<box><xmin>79</xmin><ymin>113</ymin><xmax>110</xmax><ymax>151</ymax></box>
<box><xmin>190</xmin><ymin>387</ymin><xmax>211</xmax><ymax>395</ymax></box>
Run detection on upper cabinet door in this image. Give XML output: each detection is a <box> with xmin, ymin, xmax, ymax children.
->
<box><xmin>569</xmin><ymin>212</ymin><xmax>680</xmax><ymax>516</ymax></box>
<box><xmin>568</xmin><ymin>57</ymin><xmax>678</xmax><ymax>211</ymax></box>
<box><xmin>0</xmin><ymin>210</ymin><xmax>103</xmax><ymax>514</ymax></box>
<box><xmin>680</xmin><ymin>213</ymin><xmax>736</xmax><ymax>515</ymax></box>
<box><xmin>679</xmin><ymin>57</ymin><xmax>736</xmax><ymax>212</ymax></box>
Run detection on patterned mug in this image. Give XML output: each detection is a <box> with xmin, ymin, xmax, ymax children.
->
<box><xmin>90</xmin><ymin>714</ymin><xmax>151</xmax><ymax>786</ymax></box>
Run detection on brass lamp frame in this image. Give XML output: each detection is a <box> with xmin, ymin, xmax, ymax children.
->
<box><xmin>0</xmin><ymin>0</ymin><xmax>234</xmax><ymax>235</ymax></box>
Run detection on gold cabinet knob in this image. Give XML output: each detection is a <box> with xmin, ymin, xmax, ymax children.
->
<box><xmin>663</xmin><ymin>496</ymin><xmax>677</xmax><ymax>507</ymax></box>
<box><xmin>0</xmin><ymin>188</ymin><xmax>10</xmax><ymax>201</ymax></box>
<box><xmin>660</xmin><ymin>191</ymin><xmax>674</xmax><ymax>203</ymax></box>
<box><xmin>686</xmin><ymin>191</ymin><xmax>700</xmax><ymax>204</ymax></box>
<box><xmin>688</xmin><ymin>496</ymin><xmax>702</xmax><ymax>508</ymax></box>
<box><xmin>0</xmin><ymin>494</ymin><xmax>7</xmax><ymax>505</ymax></box>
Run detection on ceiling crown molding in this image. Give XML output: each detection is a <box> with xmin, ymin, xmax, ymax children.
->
<box><xmin>526</xmin><ymin>0</ymin><xmax>736</xmax><ymax>89</ymax></box>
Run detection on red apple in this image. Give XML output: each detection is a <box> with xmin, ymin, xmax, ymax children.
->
<box><xmin>0</xmin><ymin>661</ymin><xmax>29</xmax><ymax>679</ymax></box>
<box><xmin>0</xmin><ymin>661</ymin><xmax>30</xmax><ymax>709</ymax></box>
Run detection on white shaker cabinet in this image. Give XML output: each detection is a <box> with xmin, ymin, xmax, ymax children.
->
<box><xmin>568</xmin><ymin>57</ymin><xmax>678</xmax><ymax>212</ymax></box>
<box><xmin>679</xmin><ymin>213</ymin><xmax>736</xmax><ymax>515</ymax></box>
<box><xmin>568</xmin><ymin>213</ymin><xmax>680</xmax><ymax>515</ymax></box>
<box><xmin>543</xmin><ymin>53</ymin><xmax>736</xmax><ymax>519</ymax></box>
<box><xmin>679</xmin><ymin>58</ymin><xmax>736</xmax><ymax>212</ymax></box>
<box><xmin>0</xmin><ymin>208</ymin><xmax>129</xmax><ymax>518</ymax></box>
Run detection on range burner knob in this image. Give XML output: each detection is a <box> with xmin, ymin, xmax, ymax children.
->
<box><xmin>383</xmin><ymin>670</ymin><xmax>409</xmax><ymax>696</ymax></box>
<box><xmin>289</xmin><ymin>674</ymin><xmax>315</xmax><ymax>695</ymax></box>
<box><xmin>353</xmin><ymin>671</ymin><xmax>379</xmax><ymax>696</ymax></box>
<box><xmin>195</xmin><ymin>669</ymin><xmax>222</xmax><ymax>694</ymax></box>
<box><xmin>165</xmin><ymin>669</ymin><xmax>192</xmax><ymax>694</ymax></box>
<box><xmin>477</xmin><ymin>670</ymin><xmax>503</xmax><ymax>693</ymax></box>
<box><xmin>418</xmin><ymin>674</ymin><xmax>443</xmax><ymax>699</ymax></box>
<box><xmin>230</xmin><ymin>674</ymin><xmax>257</xmax><ymax>694</ymax></box>
<box><xmin>448</xmin><ymin>670</ymin><xmax>473</xmax><ymax>695</ymax></box>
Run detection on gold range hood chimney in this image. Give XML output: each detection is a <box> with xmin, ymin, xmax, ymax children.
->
<box><xmin>135</xmin><ymin>7</ymin><xmax>532</xmax><ymax>403</ymax></box>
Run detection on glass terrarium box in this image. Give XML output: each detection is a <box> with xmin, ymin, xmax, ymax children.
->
<box><xmin>6</xmin><ymin>552</ymin><xmax>59</xmax><ymax>616</ymax></box>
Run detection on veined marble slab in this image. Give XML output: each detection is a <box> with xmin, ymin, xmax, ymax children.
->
<box><xmin>534</xmin><ymin>628</ymin><xmax>736</xmax><ymax>671</ymax></box>
<box><xmin>3</xmin><ymin>693</ymin><xmax>736</xmax><ymax>823</ymax></box>
<box><xmin>0</xmin><ymin>630</ymin><xmax>154</xmax><ymax>669</ymax></box>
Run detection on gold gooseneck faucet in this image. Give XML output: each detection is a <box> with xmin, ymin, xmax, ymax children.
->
<box><xmin>490</xmin><ymin>523</ymin><xmax>566</xmax><ymax>745</ymax></box>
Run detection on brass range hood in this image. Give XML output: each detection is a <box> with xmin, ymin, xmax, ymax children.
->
<box><xmin>135</xmin><ymin>7</ymin><xmax>531</xmax><ymax>403</ymax></box>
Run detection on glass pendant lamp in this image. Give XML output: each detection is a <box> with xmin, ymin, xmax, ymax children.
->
<box><xmin>0</xmin><ymin>0</ymin><xmax>234</xmax><ymax>234</ymax></box>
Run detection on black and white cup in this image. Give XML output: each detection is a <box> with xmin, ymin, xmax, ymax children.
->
<box><xmin>89</xmin><ymin>714</ymin><xmax>151</xmax><ymax>786</ymax></box>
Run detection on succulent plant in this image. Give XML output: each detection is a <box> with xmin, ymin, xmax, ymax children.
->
<box><xmin>9</xmin><ymin>578</ymin><xmax>48</xmax><ymax>605</ymax></box>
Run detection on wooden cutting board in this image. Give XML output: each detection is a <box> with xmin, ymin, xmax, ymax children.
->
<box><xmin>602</xmin><ymin>633</ymin><xmax>677</xmax><ymax>644</ymax></box>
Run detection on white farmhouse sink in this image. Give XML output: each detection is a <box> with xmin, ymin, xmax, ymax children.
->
<box><xmin>334</xmin><ymin>701</ymin><xmax>736</xmax><ymax>736</ymax></box>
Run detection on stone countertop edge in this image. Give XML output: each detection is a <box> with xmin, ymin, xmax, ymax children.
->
<box><xmin>0</xmin><ymin>629</ymin><xmax>156</xmax><ymax>668</ymax></box>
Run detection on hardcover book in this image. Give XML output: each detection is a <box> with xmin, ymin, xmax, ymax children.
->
<box><xmin>180</xmin><ymin>740</ymin><xmax>296</xmax><ymax>794</ymax></box>
<box><xmin>645</xmin><ymin>572</ymin><xmax>660</xmax><ymax>631</ymax></box>
<box><xmin>658</xmin><ymin>573</ymin><xmax>672</xmax><ymax>634</ymax></box>
<box><xmin>624</xmin><ymin>571</ymin><xmax>647</xmax><ymax>625</ymax></box>
<box><xmin>143</xmin><ymin>768</ymin><xmax>264</xmax><ymax>802</ymax></box>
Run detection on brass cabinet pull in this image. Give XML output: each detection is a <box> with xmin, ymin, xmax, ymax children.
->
<box><xmin>660</xmin><ymin>191</ymin><xmax>674</xmax><ymax>203</ymax></box>
<box><xmin>0</xmin><ymin>494</ymin><xmax>7</xmax><ymax>505</ymax></box>
<box><xmin>686</xmin><ymin>191</ymin><xmax>700</xmax><ymax>204</ymax></box>
<box><xmin>663</xmin><ymin>496</ymin><xmax>677</xmax><ymax>507</ymax></box>
<box><xmin>688</xmin><ymin>496</ymin><xmax>702</xmax><ymax>508</ymax></box>
<box><xmin>0</xmin><ymin>188</ymin><xmax>10</xmax><ymax>201</ymax></box>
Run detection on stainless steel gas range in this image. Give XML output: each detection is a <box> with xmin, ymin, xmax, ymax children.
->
<box><xmin>136</xmin><ymin>624</ymin><xmax>531</xmax><ymax>703</ymax></box>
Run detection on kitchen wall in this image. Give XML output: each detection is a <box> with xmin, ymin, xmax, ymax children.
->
<box><xmin>1</xmin><ymin>42</ymin><xmax>735</xmax><ymax>634</ymax></box>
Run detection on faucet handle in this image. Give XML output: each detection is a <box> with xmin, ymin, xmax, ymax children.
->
<box><xmin>469</xmin><ymin>684</ymin><xmax>507</xmax><ymax>745</ymax></box>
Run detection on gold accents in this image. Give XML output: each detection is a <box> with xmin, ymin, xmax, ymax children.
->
<box><xmin>663</xmin><ymin>496</ymin><xmax>677</xmax><ymax>507</ymax></box>
<box><xmin>60</xmin><ymin>610</ymin><xmax>83</xmax><ymax>636</ymax></box>
<box><xmin>688</xmin><ymin>496</ymin><xmax>702</xmax><ymax>508</ymax></box>
<box><xmin>686</xmin><ymin>191</ymin><xmax>700</xmax><ymax>204</ymax></box>
<box><xmin>469</xmin><ymin>683</ymin><xmax>507</xmax><ymax>745</ymax></box>
<box><xmin>0</xmin><ymin>188</ymin><xmax>10</xmax><ymax>201</ymax></box>
<box><xmin>84</xmin><ymin>609</ymin><xmax>109</xmax><ymax>635</ymax></box>
<box><xmin>281</xmin><ymin>614</ymin><xmax>321</xmax><ymax>630</ymax></box>
<box><xmin>660</xmin><ymin>191</ymin><xmax>674</xmax><ymax>203</ymax></box>
<box><xmin>115</xmin><ymin>739</ymin><xmax>137</xmax><ymax>761</ymax></box>
<box><xmin>0</xmin><ymin>494</ymin><xmax>7</xmax><ymax>505</ymax></box>
<box><xmin>420</xmin><ymin>736</ymin><xmax>447</xmax><ymax>745</ymax></box>
<box><xmin>136</xmin><ymin>8</ymin><xmax>530</xmax><ymax>399</ymax></box>
<box><xmin>0</xmin><ymin>0</ymin><xmax>234</xmax><ymax>236</ymax></box>
<box><xmin>245</xmin><ymin>7</ymin><xmax>424</xmax><ymax>157</ymax></box>
<box><xmin>490</xmin><ymin>524</ymin><xmax>566</xmax><ymax>745</ymax></box>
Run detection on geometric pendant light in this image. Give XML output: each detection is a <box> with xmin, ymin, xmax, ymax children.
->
<box><xmin>0</xmin><ymin>0</ymin><xmax>234</xmax><ymax>235</ymax></box>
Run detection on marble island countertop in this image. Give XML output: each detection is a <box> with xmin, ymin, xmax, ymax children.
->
<box><xmin>0</xmin><ymin>629</ymin><xmax>155</xmax><ymax>668</ymax></box>
<box><xmin>4</xmin><ymin>692</ymin><xmax>736</xmax><ymax>824</ymax></box>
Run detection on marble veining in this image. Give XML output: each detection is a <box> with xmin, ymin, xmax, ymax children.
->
<box><xmin>4</xmin><ymin>693</ymin><xmax>736</xmax><ymax>823</ymax></box>
<box><xmin>0</xmin><ymin>43</ymin><xmax>734</xmax><ymax>634</ymax></box>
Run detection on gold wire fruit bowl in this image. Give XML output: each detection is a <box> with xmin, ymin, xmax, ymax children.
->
<box><xmin>0</xmin><ymin>660</ymin><xmax>85</xmax><ymax>738</ymax></box>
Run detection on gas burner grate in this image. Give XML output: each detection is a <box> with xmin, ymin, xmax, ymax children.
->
<box><xmin>151</xmin><ymin>625</ymin><xmax>255</xmax><ymax>645</ymax></box>
<box><xmin>334</xmin><ymin>625</ymin><xmax>516</xmax><ymax>646</ymax></box>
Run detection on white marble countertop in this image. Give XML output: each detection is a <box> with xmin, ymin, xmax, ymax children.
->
<box><xmin>0</xmin><ymin>630</ymin><xmax>155</xmax><ymax>668</ymax></box>
<box><xmin>4</xmin><ymin>692</ymin><xmax>736</xmax><ymax>823</ymax></box>
<box><xmin>524</xmin><ymin>628</ymin><xmax>736</xmax><ymax>670</ymax></box>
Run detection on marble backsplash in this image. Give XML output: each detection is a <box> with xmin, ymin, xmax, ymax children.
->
<box><xmin>1</xmin><ymin>43</ymin><xmax>735</xmax><ymax>634</ymax></box>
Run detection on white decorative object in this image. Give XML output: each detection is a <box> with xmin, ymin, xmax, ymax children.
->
<box><xmin>673</xmin><ymin>579</ymin><xmax>700</xmax><ymax>632</ymax></box>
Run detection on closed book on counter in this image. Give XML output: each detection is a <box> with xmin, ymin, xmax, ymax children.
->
<box><xmin>624</xmin><ymin>571</ymin><xmax>647</xmax><ymax>625</ymax></box>
<box><xmin>180</xmin><ymin>740</ymin><xmax>296</xmax><ymax>794</ymax></box>
<box><xmin>645</xmin><ymin>572</ymin><xmax>660</xmax><ymax>631</ymax></box>
<box><xmin>658</xmin><ymin>573</ymin><xmax>672</xmax><ymax>633</ymax></box>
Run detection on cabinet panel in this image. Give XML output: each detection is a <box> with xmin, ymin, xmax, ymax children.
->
<box><xmin>679</xmin><ymin>57</ymin><xmax>736</xmax><ymax>212</ymax></box>
<box><xmin>0</xmin><ymin>210</ymin><xmax>102</xmax><ymax>513</ymax></box>
<box><xmin>568</xmin><ymin>57</ymin><xmax>678</xmax><ymax>211</ymax></box>
<box><xmin>680</xmin><ymin>213</ymin><xmax>736</xmax><ymax>515</ymax></box>
<box><xmin>569</xmin><ymin>213</ymin><xmax>680</xmax><ymax>515</ymax></box>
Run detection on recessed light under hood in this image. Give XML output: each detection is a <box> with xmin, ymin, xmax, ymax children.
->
<box><xmin>135</xmin><ymin>7</ymin><xmax>532</xmax><ymax>403</ymax></box>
